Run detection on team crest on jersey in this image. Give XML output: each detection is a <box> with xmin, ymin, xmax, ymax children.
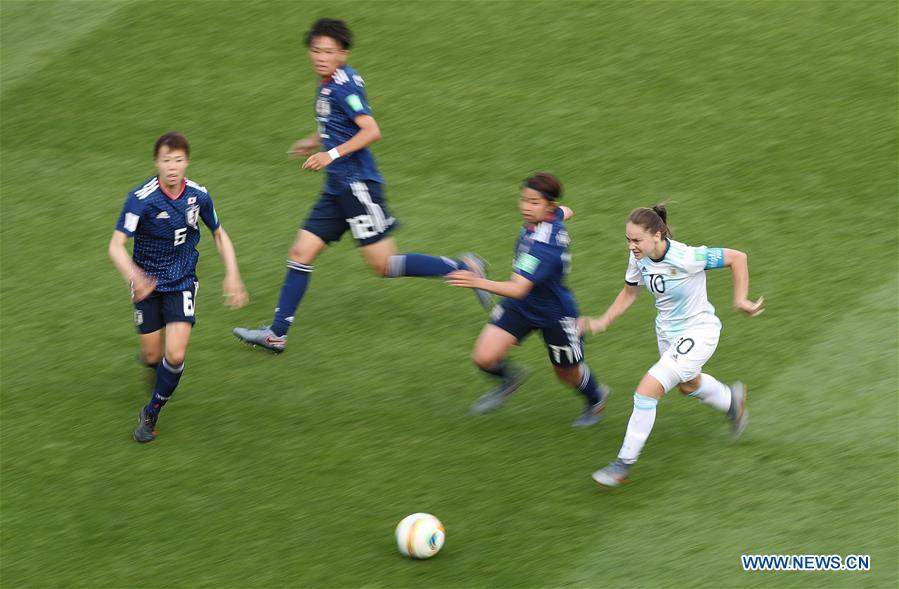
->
<box><xmin>316</xmin><ymin>97</ymin><xmax>331</xmax><ymax>117</ymax></box>
<box><xmin>670</xmin><ymin>268</ymin><xmax>678</xmax><ymax>276</ymax></box>
<box><xmin>186</xmin><ymin>204</ymin><xmax>200</xmax><ymax>228</ymax></box>
<box><xmin>187</xmin><ymin>196</ymin><xmax>197</xmax><ymax>205</ymax></box>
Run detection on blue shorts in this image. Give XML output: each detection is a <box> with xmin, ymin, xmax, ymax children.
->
<box><xmin>303</xmin><ymin>180</ymin><xmax>397</xmax><ymax>246</ymax></box>
<box><xmin>133</xmin><ymin>282</ymin><xmax>198</xmax><ymax>335</ymax></box>
<box><xmin>489</xmin><ymin>303</ymin><xmax>584</xmax><ymax>368</ymax></box>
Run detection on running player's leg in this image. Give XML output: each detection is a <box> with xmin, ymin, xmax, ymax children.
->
<box><xmin>234</xmin><ymin>192</ymin><xmax>341</xmax><ymax>351</ymax></box>
<box><xmin>134</xmin><ymin>285</ymin><xmax>197</xmax><ymax>442</ymax></box>
<box><xmin>342</xmin><ymin>181</ymin><xmax>491</xmax><ymax>308</ymax></box>
<box><xmin>138</xmin><ymin>329</ymin><xmax>164</xmax><ymax>387</ymax></box>
<box><xmin>678</xmin><ymin>372</ymin><xmax>747</xmax><ymax>439</ymax></box>
<box><xmin>269</xmin><ymin>229</ymin><xmax>327</xmax><ymax>337</ymax></box>
<box><xmin>147</xmin><ymin>321</ymin><xmax>192</xmax><ymax>414</ymax></box>
<box><xmin>592</xmin><ymin>372</ymin><xmax>665</xmax><ymax>486</ymax></box>
<box><xmin>667</xmin><ymin>327</ymin><xmax>746</xmax><ymax>436</ymax></box>
<box><xmin>469</xmin><ymin>306</ymin><xmax>530</xmax><ymax>414</ymax></box>
<box><xmin>139</xmin><ymin>330</ymin><xmax>163</xmax><ymax>367</ymax></box>
<box><xmin>542</xmin><ymin>316</ymin><xmax>610</xmax><ymax>426</ymax></box>
<box><xmin>594</xmin><ymin>327</ymin><xmax>723</xmax><ymax>485</ymax></box>
<box><xmin>134</xmin><ymin>294</ymin><xmax>164</xmax><ymax>387</ymax></box>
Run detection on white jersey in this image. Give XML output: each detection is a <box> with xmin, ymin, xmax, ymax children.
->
<box><xmin>625</xmin><ymin>239</ymin><xmax>724</xmax><ymax>337</ymax></box>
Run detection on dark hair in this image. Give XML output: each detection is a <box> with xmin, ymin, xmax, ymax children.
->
<box><xmin>305</xmin><ymin>18</ymin><xmax>352</xmax><ymax>49</ymax></box>
<box><xmin>154</xmin><ymin>132</ymin><xmax>190</xmax><ymax>158</ymax></box>
<box><xmin>522</xmin><ymin>171</ymin><xmax>562</xmax><ymax>202</ymax></box>
<box><xmin>628</xmin><ymin>204</ymin><xmax>671</xmax><ymax>238</ymax></box>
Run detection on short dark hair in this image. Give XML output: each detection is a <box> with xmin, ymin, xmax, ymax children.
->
<box><xmin>304</xmin><ymin>18</ymin><xmax>352</xmax><ymax>49</ymax></box>
<box><xmin>629</xmin><ymin>204</ymin><xmax>671</xmax><ymax>238</ymax></box>
<box><xmin>154</xmin><ymin>132</ymin><xmax>190</xmax><ymax>158</ymax></box>
<box><xmin>522</xmin><ymin>171</ymin><xmax>562</xmax><ymax>201</ymax></box>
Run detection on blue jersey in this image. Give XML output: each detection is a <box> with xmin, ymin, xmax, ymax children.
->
<box><xmin>315</xmin><ymin>65</ymin><xmax>383</xmax><ymax>192</ymax></box>
<box><xmin>505</xmin><ymin>208</ymin><xmax>577</xmax><ymax>326</ymax></box>
<box><xmin>115</xmin><ymin>177</ymin><xmax>220</xmax><ymax>292</ymax></box>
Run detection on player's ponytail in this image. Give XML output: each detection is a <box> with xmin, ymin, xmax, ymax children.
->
<box><xmin>629</xmin><ymin>203</ymin><xmax>671</xmax><ymax>238</ymax></box>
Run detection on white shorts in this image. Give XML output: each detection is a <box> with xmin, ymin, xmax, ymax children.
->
<box><xmin>648</xmin><ymin>322</ymin><xmax>721</xmax><ymax>392</ymax></box>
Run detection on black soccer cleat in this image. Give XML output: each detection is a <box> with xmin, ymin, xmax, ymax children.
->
<box><xmin>133</xmin><ymin>406</ymin><xmax>158</xmax><ymax>443</ymax></box>
<box><xmin>572</xmin><ymin>384</ymin><xmax>611</xmax><ymax>427</ymax></box>
<box><xmin>470</xmin><ymin>365</ymin><xmax>529</xmax><ymax>414</ymax></box>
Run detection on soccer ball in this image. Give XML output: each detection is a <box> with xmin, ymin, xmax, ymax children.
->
<box><xmin>395</xmin><ymin>513</ymin><xmax>444</xmax><ymax>559</ymax></box>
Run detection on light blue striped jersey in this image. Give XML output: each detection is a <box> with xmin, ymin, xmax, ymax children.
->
<box><xmin>625</xmin><ymin>239</ymin><xmax>725</xmax><ymax>335</ymax></box>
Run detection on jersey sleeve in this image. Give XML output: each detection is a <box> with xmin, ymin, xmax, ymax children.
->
<box><xmin>513</xmin><ymin>242</ymin><xmax>560</xmax><ymax>285</ymax></box>
<box><xmin>333</xmin><ymin>76</ymin><xmax>373</xmax><ymax>120</ymax></box>
<box><xmin>199</xmin><ymin>192</ymin><xmax>220</xmax><ymax>232</ymax></box>
<box><xmin>115</xmin><ymin>192</ymin><xmax>146</xmax><ymax>237</ymax></box>
<box><xmin>625</xmin><ymin>253</ymin><xmax>643</xmax><ymax>285</ymax></box>
<box><xmin>682</xmin><ymin>245</ymin><xmax>725</xmax><ymax>273</ymax></box>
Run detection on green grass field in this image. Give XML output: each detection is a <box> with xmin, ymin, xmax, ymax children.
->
<box><xmin>1</xmin><ymin>1</ymin><xmax>896</xmax><ymax>587</ymax></box>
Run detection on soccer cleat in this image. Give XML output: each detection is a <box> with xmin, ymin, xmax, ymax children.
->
<box><xmin>233</xmin><ymin>325</ymin><xmax>287</xmax><ymax>353</ymax></box>
<box><xmin>727</xmin><ymin>381</ymin><xmax>749</xmax><ymax>440</ymax></box>
<box><xmin>592</xmin><ymin>458</ymin><xmax>632</xmax><ymax>487</ymax></box>
<box><xmin>133</xmin><ymin>406</ymin><xmax>158</xmax><ymax>443</ymax></box>
<box><xmin>470</xmin><ymin>365</ymin><xmax>529</xmax><ymax>414</ymax></box>
<box><xmin>572</xmin><ymin>384</ymin><xmax>611</xmax><ymax>427</ymax></box>
<box><xmin>461</xmin><ymin>253</ymin><xmax>494</xmax><ymax>312</ymax></box>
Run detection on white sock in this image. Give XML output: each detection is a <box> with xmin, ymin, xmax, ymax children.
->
<box><xmin>688</xmin><ymin>373</ymin><xmax>732</xmax><ymax>412</ymax></box>
<box><xmin>617</xmin><ymin>393</ymin><xmax>658</xmax><ymax>464</ymax></box>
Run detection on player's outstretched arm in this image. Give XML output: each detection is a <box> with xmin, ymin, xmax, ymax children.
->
<box><xmin>446</xmin><ymin>271</ymin><xmax>534</xmax><ymax>300</ymax></box>
<box><xmin>213</xmin><ymin>227</ymin><xmax>248</xmax><ymax>309</ymax></box>
<box><xmin>108</xmin><ymin>230</ymin><xmax>156</xmax><ymax>302</ymax></box>
<box><xmin>302</xmin><ymin>115</ymin><xmax>382</xmax><ymax>172</ymax></box>
<box><xmin>579</xmin><ymin>284</ymin><xmax>641</xmax><ymax>334</ymax></box>
<box><xmin>560</xmin><ymin>206</ymin><xmax>574</xmax><ymax>221</ymax></box>
<box><xmin>722</xmin><ymin>248</ymin><xmax>763</xmax><ymax>316</ymax></box>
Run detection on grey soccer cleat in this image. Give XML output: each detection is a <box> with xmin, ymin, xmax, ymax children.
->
<box><xmin>470</xmin><ymin>365</ymin><xmax>529</xmax><ymax>414</ymax></box>
<box><xmin>727</xmin><ymin>381</ymin><xmax>749</xmax><ymax>440</ymax></box>
<box><xmin>461</xmin><ymin>253</ymin><xmax>494</xmax><ymax>312</ymax></box>
<box><xmin>592</xmin><ymin>458</ymin><xmax>632</xmax><ymax>487</ymax></box>
<box><xmin>133</xmin><ymin>406</ymin><xmax>158</xmax><ymax>443</ymax></box>
<box><xmin>233</xmin><ymin>325</ymin><xmax>287</xmax><ymax>353</ymax></box>
<box><xmin>572</xmin><ymin>384</ymin><xmax>611</xmax><ymax>427</ymax></box>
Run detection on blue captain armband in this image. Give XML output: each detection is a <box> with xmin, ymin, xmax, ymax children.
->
<box><xmin>705</xmin><ymin>247</ymin><xmax>726</xmax><ymax>269</ymax></box>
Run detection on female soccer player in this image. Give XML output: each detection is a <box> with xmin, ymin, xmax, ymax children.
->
<box><xmin>447</xmin><ymin>172</ymin><xmax>610</xmax><ymax>426</ymax></box>
<box><xmin>581</xmin><ymin>204</ymin><xmax>763</xmax><ymax>486</ymax></box>
<box><xmin>233</xmin><ymin>18</ymin><xmax>488</xmax><ymax>353</ymax></box>
<box><xmin>109</xmin><ymin>132</ymin><xmax>248</xmax><ymax>443</ymax></box>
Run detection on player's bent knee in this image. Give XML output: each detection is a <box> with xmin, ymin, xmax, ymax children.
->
<box><xmin>165</xmin><ymin>353</ymin><xmax>186</xmax><ymax>367</ymax></box>
<box><xmin>472</xmin><ymin>350</ymin><xmax>500</xmax><ymax>370</ymax></box>
<box><xmin>369</xmin><ymin>259</ymin><xmax>391</xmax><ymax>277</ymax></box>
<box><xmin>288</xmin><ymin>245</ymin><xmax>314</xmax><ymax>265</ymax></box>
<box><xmin>141</xmin><ymin>351</ymin><xmax>163</xmax><ymax>366</ymax></box>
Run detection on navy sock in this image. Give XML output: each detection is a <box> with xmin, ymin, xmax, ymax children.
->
<box><xmin>146</xmin><ymin>357</ymin><xmax>184</xmax><ymax>416</ymax></box>
<box><xmin>479</xmin><ymin>361</ymin><xmax>510</xmax><ymax>380</ymax></box>
<box><xmin>576</xmin><ymin>365</ymin><xmax>601</xmax><ymax>405</ymax></box>
<box><xmin>271</xmin><ymin>260</ymin><xmax>313</xmax><ymax>336</ymax></box>
<box><xmin>386</xmin><ymin>254</ymin><xmax>468</xmax><ymax>277</ymax></box>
